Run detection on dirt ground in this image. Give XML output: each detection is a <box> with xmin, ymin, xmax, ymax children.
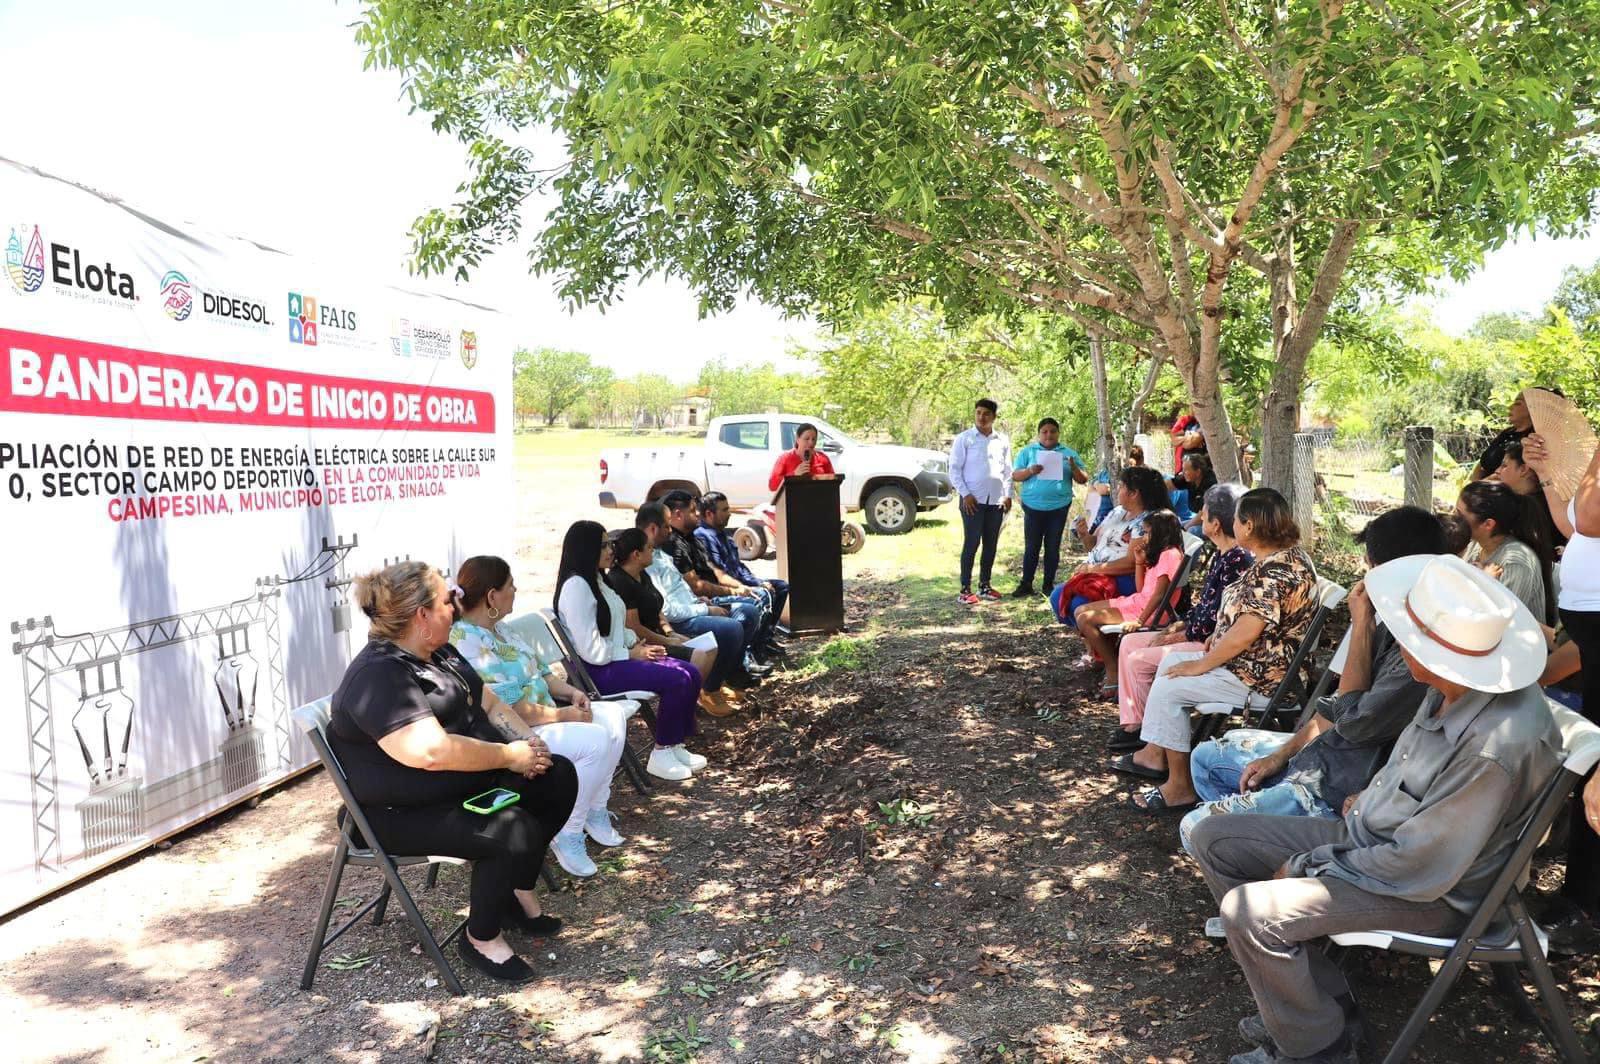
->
<box><xmin>5</xmin><ymin>431</ymin><xmax>1600</xmax><ymax>1063</ymax></box>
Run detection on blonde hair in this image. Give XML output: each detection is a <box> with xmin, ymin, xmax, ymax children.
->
<box><xmin>353</xmin><ymin>561</ymin><xmax>439</xmax><ymax>641</ymax></box>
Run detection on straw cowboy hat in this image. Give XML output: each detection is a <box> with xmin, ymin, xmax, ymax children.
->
<box><xmin>1523</xmin><ymin>387</ymin><xmax>1599</xmax><ymax>502</ymax></box>
<box><xmin>1364</xmin><ymin>553</ymin><xmax>1546</xmax><ymax>693</ymax></box>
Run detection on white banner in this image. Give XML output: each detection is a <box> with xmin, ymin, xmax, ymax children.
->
<box><xmin>0</xmin><ymin>158</ymin><xmax>514</xmax><ymax>915</ymax></box>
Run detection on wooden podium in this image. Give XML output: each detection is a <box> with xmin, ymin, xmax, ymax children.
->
<box><xmin>775</xmin><ymin>475</ymin><xmax>845</xmax><ymax>633</ymax></box>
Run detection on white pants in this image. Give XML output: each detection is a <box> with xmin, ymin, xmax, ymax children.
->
<box><xmin>535</xmin><ymin>700</ymin><xmax>628</xmax><ymax>835</ymax></box>
<box><xmin>1138</xmin><ymin>651</ymin><xmax>1256</xmax><ymax>753</ymax></box>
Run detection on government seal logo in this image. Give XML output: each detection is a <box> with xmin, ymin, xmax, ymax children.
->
<box><xmin>459</xmin><ymin>329</ymin><xmax>478</xmax><ymax>369</ymax></box>
<box><xmin>6</xmin><ymin>224</ymin><xmax>45</xmax><ymax>294</ymax></box>
<box><xmin>160</xmin><ymin>270</ymin><xmax>194</xmax><ymax>321</ymax></box>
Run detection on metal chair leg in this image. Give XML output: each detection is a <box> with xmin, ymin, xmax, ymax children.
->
<box><xmin>301</xmin><ymin>836</ymin><xmax>349</xmax><ymax>991</ymax></box>
<box><xmin>372</xmin><ymin>855</ymin><xmax>465</xmax><ymax>996</ymax></box>
<box><xmin>1379</xmin><ymin>939</ymin><xmax>1480</xmax><ymax>1064</ymax></box>
<box><xmin>1506</xmin><ymin>897</ymin><xmax>1590</xmax><ymax>1064</ymax></box>
<box><xmin>1489</xmin><ymin>963</ymin><xmax>1538</xmax><ymax>1024</ymax></box>
<box><xmin>620</xmin><ymin>745</ymin><xmax>652</xmax><ymax>796</ymax></box>
<box><xmin>372</xmin><ymin>880</ymin><xmax>393</xmax><ymax>926</ymax></box>
<box><xmin>426</xmin><ymin>862</ymin><xmax>441</xmax><ymax>890</ymax></box>
<box><xmin>540</xmin><ymin>863</ymin><xmax>560</xmax><ymax>890</ymax></box>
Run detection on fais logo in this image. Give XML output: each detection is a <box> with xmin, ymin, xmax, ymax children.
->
<box><xmin>6</xmin><ymin>225</ymin><xmax>45</xmax><ymax>293</ymax></box>
<box><xmin>288</xmin><ymin>290</ymin><xmax>358</xmax><ymax>346</ymax></box>
<box><xmin>7</xmin><ymin>224</ymin><xmax>136</xmax><ymax>304</ymax></box>
<box><xmin>459</xmin><ymin>329</ymin><xmax>478</xmax><ymax>369</ymax></box>
<box><xmin>160</xmin><ymin>270</ymin><xmax>193</xmax><ymax>321</ymax></box>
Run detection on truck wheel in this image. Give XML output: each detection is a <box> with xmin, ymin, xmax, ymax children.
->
<box><xmin>734</xmin><ymin>524</ymin><xmax>767</xmax><ymax>561</ymax></box>
<box><xmin>864</xmin><ymin>485</ymin><xmax>916</xmax><ymax>535</ymax></box>
<box><xmin>840</xmin><ymin>521</ymin><xmax>865</xmax><ymax>554</ymax></box>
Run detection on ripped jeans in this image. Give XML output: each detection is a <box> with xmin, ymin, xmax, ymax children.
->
<box><xmin>1180</xmin><ymin>729</ymin><xmax>1338</xmax><ymax>856</ymax></box>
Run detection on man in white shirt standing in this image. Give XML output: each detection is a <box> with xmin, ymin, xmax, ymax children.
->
<box><xmin>949</xmin><ymin>398</ymin><xmax>1013</xmax><ymax>605</ymax></box>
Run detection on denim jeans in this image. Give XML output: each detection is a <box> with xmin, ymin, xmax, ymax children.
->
<box><xmin>672</xmin><ymin>613</ymin><xmax>747</xmax><ymax>688</ymax></box>
<box><xmin>1019</xmin><ymin>504</ymin><xmax>1069</xmax><ymax>590</ymax></box>
<box><xmin>711</xmin><ymin>596</ymin><xmax>765</xmax><ymax>645</ymax></box>
<box><xmin>1181</xmin><ymin>729</ymin><xmax>1338</xmax><ymax>855</ymax></box>
<box><xmin>959</xmin><ymin>503</ymin><xmax>1005</xmax><ymax>590</ymax></box>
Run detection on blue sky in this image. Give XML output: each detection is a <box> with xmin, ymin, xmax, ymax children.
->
<box><xmin>1</xmin><ymin>0</ymin><xmax>1594</xmax><ymax>374</ymax></box>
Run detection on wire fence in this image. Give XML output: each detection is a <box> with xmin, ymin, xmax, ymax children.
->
<box><xmin>1312</xmin><ymin>427</ymin><xmax>1495</xmax><ymax>532</ymax></box>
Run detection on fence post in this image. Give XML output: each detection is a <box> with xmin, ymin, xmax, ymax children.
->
<box><xmin>1293</xmin><ymin>431</ymin><xmax>1316</xmax><ymax>544</ymax></box>
<box><xmin>1404</xmin><ymin>425</ymin><xmax>1434</xmax><ymax>510</ymax></box>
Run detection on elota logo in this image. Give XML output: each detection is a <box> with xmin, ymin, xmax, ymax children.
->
<box><xmin>160</xmin><ymin>271</ymin><xmax>194</xmax><ymax>321</ymax></box>
<box><xmin>7</xmin><ymin>225</ymin><xmax>137</xmax><ymax>302</ymax></box>
<box><xmin>287</xmin><ymin>291</ymin><xmax>358</xmax><ymax>346</ymax></box>
<box><xmin>6</xmin><ymin>225</ymin><xmax>45</xmax><ymax>293</ymax></box>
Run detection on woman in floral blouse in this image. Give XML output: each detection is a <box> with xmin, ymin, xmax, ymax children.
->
<box><xmin>1112</xmin><ymin>488</ymin><xmax>1320</xmax><ymax>814</ymax></box>
<box><xmin>1108</xmin><ymin>484</ymin><xmax>1253</xmax><ymax>752</ymax></box>
<box><xmin>449</xmin><ymin>555</ymin><xmax>630</xmax><ymax>879</ymax></box>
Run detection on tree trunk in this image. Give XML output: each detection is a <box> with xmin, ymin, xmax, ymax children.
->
<box><xmin>1258</xmin><ymin>226</ymin><xmax>1300</xmax><ymax>491</ymax></box>
<box><xmin>1088</xmin><ymin>338</ymin><xmax>1116</xmax><ymax>474</ymax></box>
<box><xmin>1123</xmin><ymin>352</ymin><xmax>1167</xmax><ymax>460</ymax></box>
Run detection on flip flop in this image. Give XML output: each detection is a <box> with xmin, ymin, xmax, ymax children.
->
<box><xmin>1107</xmin><ymin>753</ymin><xmax>1166</xmax><ymax>781</ymax></box>
<box><xmin>1129</xmin><ymin>787</ymin><xmax>1198</xmax><ymax>815</ymax></box>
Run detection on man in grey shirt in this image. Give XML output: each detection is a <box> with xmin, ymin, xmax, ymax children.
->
<box><xmin>1191</xmin><ymin>553</ymin><xmax>1561</xmax><ymax>1064</ymax></box>
<box><xmin>1180</xmin><ymin>507</ymin><xmax>1444</xmax><ymax>854</ymax></box>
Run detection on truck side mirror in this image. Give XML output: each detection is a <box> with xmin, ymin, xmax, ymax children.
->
<box><xmin>821</xmin><ymin>440</ymin><xmax>843</xmax><ymax>454</ymax></box>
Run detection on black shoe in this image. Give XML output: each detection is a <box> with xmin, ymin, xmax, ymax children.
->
<box><xmin>1010</xmin><ymin>583</ymin><xmax>1035</xmax><ymax>599</ymax></box>
<box><xmin>743</xmin><ymin>654</ymin><xmax>774</xmax><ymax>676</ymax></box>
<box><xmin>456</xmin><ymin>936</ymin><xmax>537</xmax><ymax>984</ymax></box>
<box><xmin>502</xmin><ymin>906</ymin><xmax>563</xmax><ymax>938</ymax></box>
<box><xmin>1543</xmin><ymin>902</ymin><xmax>1600</xmax><ymax>957</ymax></box>
<box><xmin>1106</xmin><ymin>726</ymin><xmax>1143</xmax><ymax>752</ymax></box>
<box><xmin>727</xmin><ymin>669</ymin><xmax>760</xmax><ymax>690</ymax></box>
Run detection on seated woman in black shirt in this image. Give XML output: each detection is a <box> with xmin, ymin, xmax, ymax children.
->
<box><xmin>329</xmin><ymin>561</ymin><xmax>578</xmax><ymax>984</ymax></box>
<box><xmin>604</xmin><ymin>528</ymin><xmax>730</xmax><ymax>715</ymax></box>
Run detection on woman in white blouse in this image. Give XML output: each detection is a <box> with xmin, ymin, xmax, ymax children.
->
<box><xmin>554</xmin><ymin>521</ymin><xmax>706</xmax><ymax>782</ymax></box>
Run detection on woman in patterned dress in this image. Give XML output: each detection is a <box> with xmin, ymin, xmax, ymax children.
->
<box><xmin>1112</xmin><ymin>489</ymin><xmax>1320</xmax><ymax>814</ymax></box>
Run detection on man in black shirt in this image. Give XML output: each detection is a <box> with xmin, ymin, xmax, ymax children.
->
<box><xmin>1471</xmin><ymin>387</ymin><xmax>1562</xmax><ymax>481</ymax></box>
<box><xmin>659</xmin><ymin>490</ymin><xmax>774</xmax><ymax>670</ymax></box>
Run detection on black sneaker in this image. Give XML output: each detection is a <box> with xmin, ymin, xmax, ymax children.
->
<box><xmin>1010</xmin><ymin>583</ymin><xmax>1035</xmax><ymax>598</ymax></box>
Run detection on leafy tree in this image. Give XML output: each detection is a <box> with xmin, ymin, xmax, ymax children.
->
<box><xmin>512</xmin><ymin>347</ymin><xmax>603</xmax><ymax>426</ymax></box>
<box><xmin>614</xmin><ymin>372</ymin><xmax>680</xmax><ymax>429</ymax></box>
<box><xmin>360</xmin><ymin>0</ymin><xmax>1600</xmax><ymax>487</ymax></box>
<box><xmin>696</xmin><ymin>357</ymin><xmax>814</xmax><ymax>418</ymax></box>
<box><xmin>1467</xmin><ymin>311</ymin><xmax>1540</xmax><ymax>345</ymax></box>
<box><xmin>1515</xmin><ymin>310</ymin><xmax>1600</xmax><ymax>415</ymax></box>
<box><xmin>1554</xmin><ymin>258</ymin><xmax>1600</xmax><ymax>335</ymax></box>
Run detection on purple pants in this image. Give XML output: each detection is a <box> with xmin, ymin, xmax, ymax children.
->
<box><xmin>586</xmin><ymin>657</ymin><xmax>699</xmax><ymax>746</ymax></box>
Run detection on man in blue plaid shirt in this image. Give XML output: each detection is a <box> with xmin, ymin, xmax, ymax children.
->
<box><xmin>695</xmin><ymin>491</ymin><xmax>788</xmax><ymax>658</ymax></box>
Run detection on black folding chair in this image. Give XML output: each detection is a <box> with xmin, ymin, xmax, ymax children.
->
<box><xmin>1188</xmin><ymin>578</ymin><xmax>1348</xmax><ymax>747</ymax></box>
<box><xmin>293</xmin><ymin>698</ymin><xmax>469</xmax><ymax>995</ymax></box>
<box><xmin>516</xmin><ymin>608</ymin><xmax>660</xmax><ymax>796</ymax></box>
<box><xmin>1328</xmin><ymin>700</ymin><xmax>1600</xmax><ymax>1063</ymax></box>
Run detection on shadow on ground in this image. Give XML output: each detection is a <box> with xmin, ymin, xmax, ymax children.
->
<box><xmin>4</xmin><ymin>567</ymin><xmax>1599</xmax><ymax>1063</ymax></box>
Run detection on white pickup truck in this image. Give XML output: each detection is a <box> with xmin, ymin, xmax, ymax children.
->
<box><xmin>597</xmin><ymin>414</ymin><xmax>953</xmax><ymax>534</ymax></box>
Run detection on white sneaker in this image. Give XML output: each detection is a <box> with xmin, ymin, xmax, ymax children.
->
<box><xmin>551</xmin><ymin>830</ymin><xmax>597</xmax><ymax>878</ymax></box>
<box><xmin>646</xmin><ymin>747</ymin><xmax>692</xmax><ymax>781</ymax></box>
<box><xmin>584</xmin><ymin>808</ymin><xmax>626</xmax><ymax>848</ymax></box>
<box><xmin>670</xmin><ymin>745</ymin><xmax>708</xmax><ymax>772</ymax></box>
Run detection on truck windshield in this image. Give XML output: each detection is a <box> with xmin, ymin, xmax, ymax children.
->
<box><xmin>780</xmin><ymin>419</ymin><xmax>857</xmax><ymax>451</ymax></box>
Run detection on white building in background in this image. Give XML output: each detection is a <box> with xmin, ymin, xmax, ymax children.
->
<box><xmin>667</xmin><ymin>393</ymin><xmax>714</xmax><ymax>429</ymax></box>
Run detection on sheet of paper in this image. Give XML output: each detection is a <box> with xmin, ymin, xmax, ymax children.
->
<box><xmin>1037</xmin><ymin>449</ymin><xmax>1065</xmax><ymax>481</ymax></box>
<box><xmin>683</xmin><ymin>631</ymin><xmax>718</xmax><ymax>651</ymax></box>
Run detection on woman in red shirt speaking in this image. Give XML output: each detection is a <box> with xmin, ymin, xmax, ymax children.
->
<box><xmin>768</xmin><ymin>422</ymin><xmax>837</xmax><ymax>491</ymax></box>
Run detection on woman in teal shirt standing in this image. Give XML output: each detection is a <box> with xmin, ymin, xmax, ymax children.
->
<box><xmin>1011</xmin><ymin>417</ymin><xmax>1088</xmax><ymax>597</ymax></box>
